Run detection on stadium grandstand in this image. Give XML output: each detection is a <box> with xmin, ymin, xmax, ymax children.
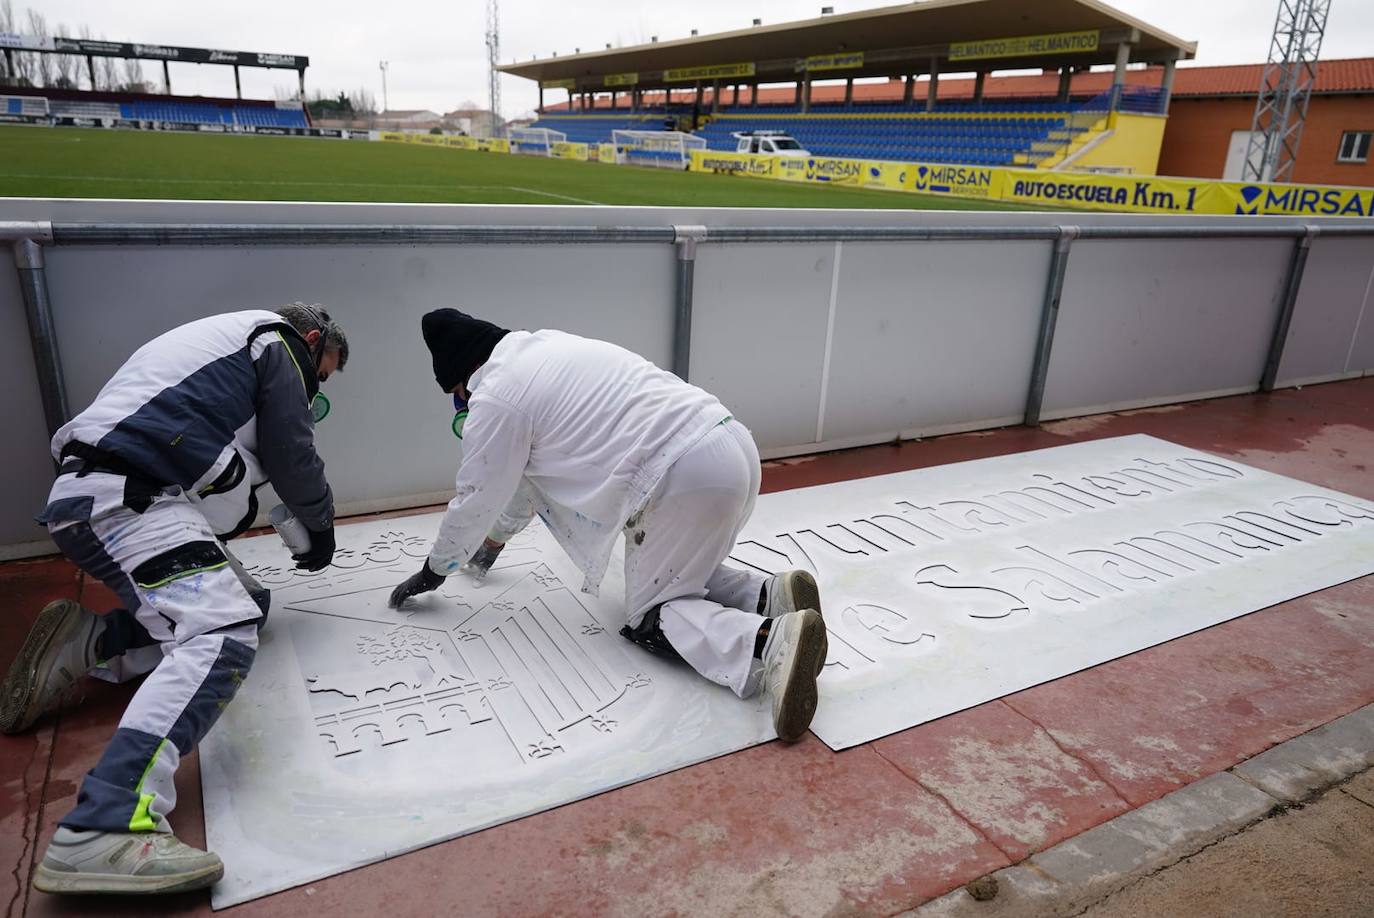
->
<box><xmin>0</xmin><ymin>86</ymin><xmax>309</xmax><ymax>130</ymax></box>
<box><xmin>0</xmin><ymin>34</ymin><xmax>314</xmax><ymax>133</ymax></box>
<box><xmin>503</xmin><ymin>0</ymin><xmax>1195</xmax><ymax>173</ymax></box>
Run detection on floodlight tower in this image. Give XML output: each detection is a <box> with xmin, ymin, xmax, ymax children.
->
<box><xmin>1241</xmin><ymin>0</ymin><xmax>1332</xmax><ymax>183</ymax></box>
<box><xmin>379</xmin><ymin>60</ymin><xmax>390</xmax><ymax>113</ymax></box>
<box><xmin>486</xmin><ymin>0</ymin><xmax>503</xmax><ymax>138</ymax></box>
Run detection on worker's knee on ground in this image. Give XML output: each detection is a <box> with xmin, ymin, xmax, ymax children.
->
<box><xmin>618</xmin><ymin>605</ymin><xmax>684</xmax><ymax>662</ymax></box>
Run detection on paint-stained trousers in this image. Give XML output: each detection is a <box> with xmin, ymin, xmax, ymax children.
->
<box><xmin>37</xmin><ymin>469</ymin><xmax>265</xmax><ymax>834</ymax></box>
<box><xmin>623</xmin><ymin>419</ymin><xmax>768</xmax><ymax>698</ymax></box>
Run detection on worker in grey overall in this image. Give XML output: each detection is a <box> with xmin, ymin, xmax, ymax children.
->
<box><xmin>389</xmin><ymin>309</ymin><xmax>827</xmax><ymax>742</ymax></box>
<box><xmin>0</xmin><ymin>304</ymin><xmax>347</xmax><ymax>896</ymax></box>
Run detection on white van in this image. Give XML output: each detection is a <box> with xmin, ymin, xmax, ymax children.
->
<box><xmin>733</xmin><ymin>130</ymin><xmax>810</xmax><ymax>156</ymax></box>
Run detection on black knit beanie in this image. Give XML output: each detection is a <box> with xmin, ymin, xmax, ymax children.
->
<box><xmin>420</xmin><ymin>309</ymin><xmax>510</xmax><ymax>392</ymax></box>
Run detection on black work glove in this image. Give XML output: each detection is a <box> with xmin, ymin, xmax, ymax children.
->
<box><xmin>389</xmin><ymin>561</ymin><xmax>446</xmax><ymax>608</ymax></box>
<box><xmin>292</xmin><ymin>525</ymin><xmax>336</xmax><ymax>572</ymax></box>
<box><xmin>461</xmin><ymin>539</ymin><xmax>505</xmax><ymax>580</ymax></box>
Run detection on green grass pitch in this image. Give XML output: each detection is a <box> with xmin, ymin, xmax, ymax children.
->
<box><xmin>0</xmin><ymin>125</ymin><xmax>1030</xmax><ymax>210</ymax></box>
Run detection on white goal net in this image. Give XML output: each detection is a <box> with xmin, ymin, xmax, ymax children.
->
<box><xmin>611</xmin><ymin>130</ymin><xmax>706</xmax><ymax>169</ymax></box>
<box><xmin>508</xmin><ymin>126</ymin><xmax>566</xmax><ymax>156</ymax></box>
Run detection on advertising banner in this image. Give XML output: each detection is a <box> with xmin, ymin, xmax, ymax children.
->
<box><xmin>776</xmin><ymin>156</ymin><xmax>866</xmax><ymax>186</ymax></box>
<box><xmin>949</xmin><ymin>30</ymin><xmax>1100</xmax><ymax>62</ymax></box>
<box><xmin>0</xmin><ymin>32</ymin><xmax>50</xmax><ymax>50</ymax></box>
<box><xmin>802</xmin><ymin>52</ymin><xmax>864</xmax><ymax>72</ymax></box>
<box><xmin>597</xmin><ymin>142</ymin><xmax>617</xmax><ymax>163</ymax></box>
<box><xmin>910</xmin><ymin>163</ymin><xmax>1002</xmax><ymax>199</ymax></box>
<box><xmin>604</xmin><ymin>72</ymin><xmax>638</xmax><ymax>87</ymax></box>
<box><xmin>999</xmin><ymin>171</ymin><xmax>1204</xmax><ymax>213</ymax></box>
<box><xmin>51</xmin><ymin>36</ymin><xmax>307</xmax><ymax>68</ymax></box>
<box><xmin>665</xmin><ymin>62</ymin><xmax>755</xmax><ymax>82</ymax></box>
<box><xmin>541</xmin><ymin>78</ymin><xmax>576</xmax><ymax>90</ymax></box>
<box><xmin>551</xmin><ymin>141</ymin><xmax>589</xmax><ymax>161</ymax></box>
<box><xmin>688</xmin><ymin>149</ymin><xmax>777</xmax><ymax>178</ymax></box>
<box><xmin>1212</xmin><ymin>180</ymin><xmax>1374</xmax><ymax>217</ymax></box>
<box><xmin>861</xmin><ymin>160</ymin><xmax>914</xmax><ymax>193</ymax></box>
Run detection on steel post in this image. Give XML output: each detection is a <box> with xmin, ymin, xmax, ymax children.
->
<box><xmin>1024</xmin><ymin>226</ymin><xmax>1079</xmax><ymax>426</ymax></box>
<box><xmin>672</xmin><ymin>225</ymin><xmax>707</xmax><ymax>381</ymax></box>
<box><xmin>12</xmin><ymin>239</ymin><xmax>70</xmax><ymax>438</ymax></box>
<box><xmin>1261</xmin><ymin>227</ymin><xmax>1319</xmax><ymax>392</ymax></box>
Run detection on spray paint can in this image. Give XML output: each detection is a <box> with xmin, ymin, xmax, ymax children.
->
<box><xmin>269</xmin><ymin>504</ymin><xmax>312</xmax><ymax>555</ymax></box>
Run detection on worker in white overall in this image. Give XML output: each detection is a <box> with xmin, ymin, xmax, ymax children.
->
<box><xmin>389</xmin><ymin>309</ymin><xmax>827</xmax><ymax>741</ymax></box>
<box><xmin>0</xmin><ymin>304</ymin><xmax>347</xmax><ymax>896</ymax></box>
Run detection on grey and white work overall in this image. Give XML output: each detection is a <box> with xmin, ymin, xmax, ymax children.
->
<box><xmin>38</xmin><ymin>310</ymin><xmax>333</xmax><ymax>835</ymax></box>
<box><xmin>426</xmin><ymin>329</ymin><xmax>769</xmax><ymax>697</ymax></box>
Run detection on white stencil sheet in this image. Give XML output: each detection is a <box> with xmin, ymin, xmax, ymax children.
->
<box><xmin>202</xmin><ymin>435</ymin><xmax>1374</xmax><ymax>906</ymax></box>
<box><xmin>730</xmin><ymin>435</ymin><xmax>1374</xmax><ymax>749</ymax></box>
<box><xmin>201</xmin><ymin>515</ymin><xmax>774</xmax><ymax>909</ymax></box>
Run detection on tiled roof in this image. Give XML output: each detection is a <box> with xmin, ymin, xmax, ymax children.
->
<box><xmin>550</xmin><ymin>58</ymin><xmax>1374</xmax><ymax>110</ymax></box>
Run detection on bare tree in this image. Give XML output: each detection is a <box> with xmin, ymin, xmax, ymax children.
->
<box><xmin>1</xmin><ymin>0</ymin><xmax>37</xmax><ymax>85</ymax></box>
<box><xmin>0</xmin><ymin>0</ymin><xmax>13</xmax><ymax>84</ymax></box>
<box><xmin>96</xmin><ymin>40</ymin><xmax>119</xmax><ymax>91</ymax></box>
<box><xmin>24</xmin><ymin>8</ymin><xmax>52</xmax><ymax>86</ymax></box>
<box><xmin>348</xmin><ymin>86</ymin><xmax>377</xmax><ymax>114</ymax></box>
<box><xmin>51</xmin><ymin>22</ymin><xmax>80</xmax><ymax>88</ymax></box>
<box><xmin>119</xmin><ymin>56</ymin><xmax>146</xmax><ymax>93</ymax></box>
<box><xmin>73</xmin><ymin>24</ymin><xmax>118</xmax><ymax>91</ymax></box>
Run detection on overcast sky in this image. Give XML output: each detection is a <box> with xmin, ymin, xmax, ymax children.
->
<box><xmin>15</xmin><ymin>0</ymin><xmax>1374</xmax><ymax>117</ymax></box>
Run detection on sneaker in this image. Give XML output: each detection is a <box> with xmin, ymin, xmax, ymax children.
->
<box><xmin>760</xmin><ymin>572</ymin><xmax>827</xmax><ymax>676</ymax></box>
<box><xmin>32</xmin><ymin>827</ymin><xmax>223</xmax><ymax>895</ymax></box>
<box><xmin>761</xmin><ymin>609</ymin><xmax>826</xmax><ymax>742</ymax></box>
<box><xmin>760</xmin><ymin>570</ymin><xmax>822</xmax><ymax>619</ymax></box>
<box><xmin>0</xmin><ymin>600</ymin><xmax>105</xmax><ymax>735</ymax></box>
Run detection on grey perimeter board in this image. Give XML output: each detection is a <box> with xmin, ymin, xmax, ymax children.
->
<box><xmin>200</xmin><ymin>435</ymin><xmax>1374</xmax><ymax>907</ymax></box>
<box><xmin>2</xmin><ymin>201</ymin><xmax>1372</xmax><ymax>555</ymax></box>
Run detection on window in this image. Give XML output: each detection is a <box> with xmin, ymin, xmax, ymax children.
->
<box><xmin>1337</xmin><ymin>131</ymin><xmax>1371</xmax><ymax>163</ymax></box>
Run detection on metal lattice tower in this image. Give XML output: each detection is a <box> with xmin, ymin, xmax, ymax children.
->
<box><xmin>1242</xmin><ymin>0</ymin><xmax>1331</xmax><ymax>183</ymax></box>
<box><xmin>485</xmin><ymin>0</ymin><xmax>502</xmax><ymax>138</ymax></box>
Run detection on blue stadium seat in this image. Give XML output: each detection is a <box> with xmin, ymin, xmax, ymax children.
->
<box><xmin>688</xmin><ymin>92</ymin><xmax>1112</xmax><ymax>166</ymax></box>
<box><xmin>116</xmin><ymin>98</ymin><xmax>308</xmax><ymax>129</ymax></box>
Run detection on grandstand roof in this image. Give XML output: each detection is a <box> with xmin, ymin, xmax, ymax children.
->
<box><xmin>501</xmin><ymin>0</ymin><xmax>1195</xmax><ymax>91</ymax></box>
<box><xmin>543</xmin><ymin>58</ymin><xmax>1374</xmax><ymax>111</ymax></box>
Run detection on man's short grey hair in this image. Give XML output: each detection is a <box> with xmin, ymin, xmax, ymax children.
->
<box><xmin>276</xmin><ymin>302</ymin><xmax>349</xmax><ymax>370</ymax></box>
